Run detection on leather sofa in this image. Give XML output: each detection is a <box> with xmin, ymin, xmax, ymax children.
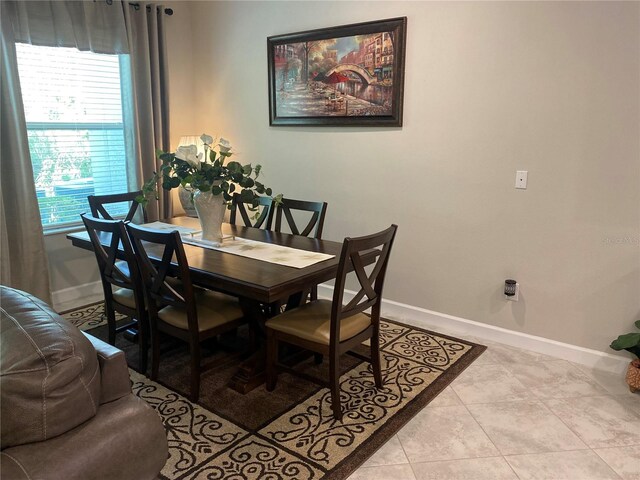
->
<box><xmin>0</xmin><ymin>286</ymin><xmax>168</xmax><ymax>480</ymax></box>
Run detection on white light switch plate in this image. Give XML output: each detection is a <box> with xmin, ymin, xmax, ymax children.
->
<box><xmin>515</xmin><ymin>171</ymin><xmax>528</xmax><ymax>189</ymax></box>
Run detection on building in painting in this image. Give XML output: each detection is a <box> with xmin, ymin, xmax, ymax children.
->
<box><xmin>381</xmin><ymin>32</ymin><xmax>394</xmax><ymax>81</ymax></box>
<box><xmin>274</xmin><ymin>44</ymin><xmax>296</xmax><ymax>64</ymax></box>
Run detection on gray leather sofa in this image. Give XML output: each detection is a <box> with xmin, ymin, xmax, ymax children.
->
<box><xmin>0</xmin><ymin>286</ymin><xmax>168</xmax><ymax>480</ymax></box>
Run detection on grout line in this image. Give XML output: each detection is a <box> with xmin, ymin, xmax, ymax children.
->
<box><xmin>405</xmin><ymin>463</ymin><xmax>420</xmax><ymax>480</ymax></box>
<box><xmin>396</xmin><ymin>433</ymin><xmax>413</xmax><ymax>466</ymax></box>
<box><xmin>539</xmin><ymin>396</ymin><xmax>604</xmax><ymax>451</ymax></box>
<box><xmin>592</xmin><ymin>446</ymin><xmax>636</xmax><ymax>480</ymax></box>
<box><xmin>503</xmin><ymin>448</ymin><xmax>625</xmax><ymax>480</ymax></box>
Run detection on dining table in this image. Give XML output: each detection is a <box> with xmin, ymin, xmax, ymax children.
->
<box><xmin>67</xmin><ymin>216</ymin><xmax>352</xmax><ymax>393</ymax></box>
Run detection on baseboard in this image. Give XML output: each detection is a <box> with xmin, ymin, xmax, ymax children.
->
<box><xmin>317</xmin><ymin>284</ymin><xmax>631</xmax><ymax>375</ymax></box>
<box><xmin>52</xmin><ymin>281</ymin><xmax>103</xmax><ymax>312</ymax></box>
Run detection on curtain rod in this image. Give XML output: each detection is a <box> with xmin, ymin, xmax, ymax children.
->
<box><xmin>102</xmin><ymin>0</ymin><xmax>174</xmax><ymax>16</ymax></box>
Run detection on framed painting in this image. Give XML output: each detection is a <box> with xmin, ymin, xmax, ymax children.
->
<box><xmin>267</xmin><ymin>17</ymin><xmax>407</xmax><ymax>127</ymax></box>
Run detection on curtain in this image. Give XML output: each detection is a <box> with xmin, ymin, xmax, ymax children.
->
<box><xmin>0</xmin><ymin>0</ymin><xmax>171</xmax><ymax>303</ymax></box>
<box><xmin>0</xmin><ymin>6</ymin><xmax>52</xmax><ymax>304</ymax></box>
<box><xmin>123</xmin><ymin>2</ymin><xmax>172</xmax><ymax>221</ymax></box>
<box><xmin>6</xmin><ymin>0</ymin><xmax>128</xmax><ymax>54</ymax></box>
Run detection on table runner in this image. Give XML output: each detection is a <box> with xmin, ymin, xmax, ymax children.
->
<box><xmin>141</xmin><ymin>222</ymin><xmax>334</xmax><ymax>269</ymax></box>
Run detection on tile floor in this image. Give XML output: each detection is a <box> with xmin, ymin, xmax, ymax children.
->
<box><xmin>348</xmin><ymin>337</ymin><xmax>640</xmax><ymax>480</ymax></box>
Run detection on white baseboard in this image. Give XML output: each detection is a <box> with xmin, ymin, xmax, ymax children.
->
<box><xmin>317</xmin><ymin>284</ymin><xmax>631</xmax><ymax>376</ymax></box>
<box><xmin>52</xmin><ymin>281</ymin><xmax>103</xmax><ymax>312</ymax></box>
<box><xmin>52</xmin><ymin>281</ymin><xmax>630</xmax><ymax>375</ymax></box>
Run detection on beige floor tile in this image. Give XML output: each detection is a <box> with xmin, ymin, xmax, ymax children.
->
<box><xmin>411</xmin><ymin>457</ymin><xmax>518</xmax><ymax>480</ymax></box>
<box><xmin>426</xmin><ymin>386</ymin><xmax>463</xmax><ymax>408</ymax></box>
<box><xmin>576</xmin><ymin>364</ymin><xmax>637</xmax><ymax>396</ymax></box>
<box><xmin>361</xmin><ymin>435</ymin><xmax>409</xmax><ymax>467</ymax></box>
<box><xmin>450</xmin><ymin>364</ymin><xmax>530</xmax><ymax>404</ymax></box>
<box><xmin>615</xmin><ymin>393</ymin><xmax>640</xmax><ymax>415</ymax></box>
<box><xmin>504</xmin><ymin>360</ymin><xmax>608</xmax><ymax>399</ymax></box>
<box><xmin>468</xmin><ymin>347</ymin><xmax>503</xmax><ymax>366</ymax></box>
<box><xmin>594</xmin><ymin>445</ymin><xmax>640</xmax><ymax>480</ymax></box>
<box><xmin>505</xmin><ymin>450</ymin><xmax>621</xmax><ymax>480</ymax></box>
<box><xmin>546</xmin><ymin>395</ymin><xmax>640</xmax><ymax>448</ymax></box>
<box><xmin>347</xmin><ymin>464</ymin><xmax>417</xmax><ymax>480</ymax></box>
<box><xmin>397</xmin><ymin>405</ymin><xmax>499</xmax><ymax>463</ymax></box>
<box><xmin>482</xmin><ymin>342</ymin><xmax>558</xmax><ymax>365</ymax></box>
<box><xmin>467</xmin><ymin>401</ymin><xmax>587</xmax><ymax>455</ymax></box>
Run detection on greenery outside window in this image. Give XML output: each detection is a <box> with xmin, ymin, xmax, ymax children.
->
<box><xmin>15</xmin><ymin>43</ymin><xmax>134</xmax><ymax>229</ymax></box>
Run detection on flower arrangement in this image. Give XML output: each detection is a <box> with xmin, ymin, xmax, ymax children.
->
<box><xmin>137</xmin><ymin>134</ymin><xmax>281</xmax><ymax>211</ymax></box>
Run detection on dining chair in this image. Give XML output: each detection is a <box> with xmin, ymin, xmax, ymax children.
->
<box><xmin>88</xmin><ymin>190</ymin><xmax>147</xmax><ymax>223</ymax></box>
<box><xmin>270</xmin><ymin>197</ymin><xmax>328</xmax><ymax>303</ymax></box>
<box><xmin>126</xmin><ymin>223</ymin><xmax>250</xmax><ymax>402</ymax></box>
<box><xmin>265</xmin><ymin>224</ymin><xmax>398</xmax><ymax>420</ymax></box>
<box><xmin>80</xmin><ymin>214</ymin><xmax>149</xmax><ymax>373</ymax></box>
<box><xmin>229</xmin><ymin>193</ymin><xmax>274</xmax><ymax>229</ymax></box>
<box><xmin>269</xmin><ymin>197</ymin><xmax>327</xmax><ymax>239</ymax></box>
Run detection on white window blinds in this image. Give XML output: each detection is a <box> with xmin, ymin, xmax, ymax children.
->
<box><xmin>15</xmin><ymin>43</ymin><xmax>132</xmax><ymax>229</ymax></box>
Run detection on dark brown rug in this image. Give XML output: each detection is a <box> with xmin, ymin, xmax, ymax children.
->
<box><xmin>61</xmin><ymin>303</ymin><xmax>486</xmax><ymax>480</ymax></box>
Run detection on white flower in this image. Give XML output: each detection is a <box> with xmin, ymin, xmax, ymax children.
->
<box><xmin>218</xmin><ymin>137</ymin><xmax>232</xmax><ymax>154</ymax></box>
<box><xmin>200</xmin><ymin>134</ymin><xmax>214</xmax><ymax>147</ymax></box>
<box><xmin>175</xmin><ymin>145</ymin><xmax>202</xmax><ymax>169</ymax></box>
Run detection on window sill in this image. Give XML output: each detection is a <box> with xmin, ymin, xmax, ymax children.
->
<box><xmin>43</xmin><ymin>223</ymin><xmax>85</xmax><ymax>236</ymax></box>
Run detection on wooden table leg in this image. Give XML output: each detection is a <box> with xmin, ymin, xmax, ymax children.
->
<box><xmin>227</xmin><ymin>293</ymin><xmax>310</xmax><ymax>394</ymax></box>
<box><xmin>228</xmin><ymin>297</ymin><xmax>267</xmax><ymax>394</ymax></box>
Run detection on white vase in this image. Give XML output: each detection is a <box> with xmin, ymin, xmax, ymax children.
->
<box><xmin>193</xmin><ymin>189</ymin><xmax>226</xmax><ymax>244</ymax></box>
<box><xmin>178</xmin><ymin>185</ymin><xmax>198</xmax><ymax>217</ymax></box>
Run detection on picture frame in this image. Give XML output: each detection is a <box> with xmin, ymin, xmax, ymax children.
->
<box><xmin>267</xmin><ymin>17</ymin><xmax>407</xmax><ymax>127</ymax></box>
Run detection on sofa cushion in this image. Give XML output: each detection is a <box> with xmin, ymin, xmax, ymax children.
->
<box><xmin>0</xmin><ymin>394</ymin><xmax>168</xmax><ymax>480</ymax></box>
<box><xmin>0</xmin><ymin>286</ymin><xmax>101</xmax><ymax>449</ymax></box>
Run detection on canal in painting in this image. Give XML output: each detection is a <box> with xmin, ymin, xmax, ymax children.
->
<box><xmin>276</xmin><ymin>79</ymin><xmax>392</xmax><ymax>117</ymax></box>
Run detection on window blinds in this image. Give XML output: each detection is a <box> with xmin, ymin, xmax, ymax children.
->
<box><xmin>15</xmin><ymin>43</ymin><xmax>131</xmax><ymax>228</ymax></box>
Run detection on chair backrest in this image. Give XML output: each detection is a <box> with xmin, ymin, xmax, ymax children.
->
<box><xmin>270</xmin><ymin>197</ymin><xmax>328</xmax><ymax>238</ymax></box>
<box><xmin>80</xmin><ymin>213</ymin><xmax>144</xmax><ymax>308</ymax></box>
<box><xmin>330</xmin><ymin>224</ymin><xmax>398</xmax><ymax>342</ymax></box>
<box><xmin>229</xmin><ymin>193</ymin><xmax>273</xmax><ymax>229</ymax></box>
<box><xmin>88</xmin><ymin>191</ymin><xmax>147</xmax><ymax>223</ymax></box>
<box><xmin>125</xmin><ymin>223</ymin><xmax>197</xmax><ymax>327</ymax></box>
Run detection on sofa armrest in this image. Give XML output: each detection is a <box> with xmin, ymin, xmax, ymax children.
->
<box><xmin>83</xmin><ymin>333</ymin><xmax>132</xmax><ymax>404</ymax></box>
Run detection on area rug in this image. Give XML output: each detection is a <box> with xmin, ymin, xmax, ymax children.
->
<box><xmin>61</xmin><ymin>303</ymin><xmax>486</xmax><ymax>480</ymax></box>
<box><xmin>60</xmin><ymin>301</ymin><xmax>124</xmax><ymax>330</ymax></box>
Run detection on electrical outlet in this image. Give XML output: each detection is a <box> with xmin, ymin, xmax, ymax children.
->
<box><xmin>506</xmin><ymin>283</ymin><xmax>519</xmax><ymax>301</ymax></box>
<box><xmin>515</xmin><ymin>171</ymin><xmax>528</xmax><ymax>189</ymax></box>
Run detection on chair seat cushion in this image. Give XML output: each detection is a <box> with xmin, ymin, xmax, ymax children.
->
<box><xmin>112</xmin><ymin>287</ymin><xmax>137</xmax><ymax>309</ymax></box>
<box><xmin>158</xmin><ymin>290</ymin><xmax>243</xmax><ymax>332</ymax></box>
<box><xmin>112</xmin><ymin>277</ymin><xmax>184</xmax><ymax>311</ymax></box>
<box><xmin>265</xmin><ymin>300</ymin><xmax>371</xmax><ymax>345</ymax></box>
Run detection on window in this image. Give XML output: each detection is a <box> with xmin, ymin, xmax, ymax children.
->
<box><xmin>15</xmin><ymin>44</ymin><xmax>134</xmax><ymax>229</ymax></box>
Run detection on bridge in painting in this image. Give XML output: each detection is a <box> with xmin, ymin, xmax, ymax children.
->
<box><xmin>326</xmin><ymin>64</ymin><xmax>378</xmax><ymax>85</ymax></box>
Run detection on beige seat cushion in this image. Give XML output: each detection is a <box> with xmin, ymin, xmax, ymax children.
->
<box><xmin>265</xmin><ymin>300</ymin><xmax>371</xmax><ymax>345</ymax></box>
<box><xmin>111</xmin><ymin>277</ymin><xmax>185</xmax><ymax>311</ymax></box>
<box><xmin>158</xmin><ymin>290</ymin><xmax>243</xmax><ymax>332</ymax></box>
<box><xmin>112</xmin><ymin>287</ymin><xmax>137</xmax><ymax>309</ymax></box>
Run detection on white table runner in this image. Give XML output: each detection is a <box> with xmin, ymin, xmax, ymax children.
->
<box><xmin>141</xmin><ymin>222</ymin><xmax>334</xmax><ymax>269</ymax></box>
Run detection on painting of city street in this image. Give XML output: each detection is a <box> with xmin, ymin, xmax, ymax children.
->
<box><xmin>268</xmin><ymin>17</ymin><xmax>406</xmax><ymax>126</ymax></box>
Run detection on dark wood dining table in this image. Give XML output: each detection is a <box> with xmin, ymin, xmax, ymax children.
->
<box><xmin>67</xmin><ymin>216</ymin><xmax>347</xmax><ymax>393</ymax></box>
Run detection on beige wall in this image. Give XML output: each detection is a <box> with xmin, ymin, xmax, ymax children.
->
<box><xmin>184</xmin><ymin>0</ymin><xmax>639</xmax><ymax>353</ymax></box>
<box><xmin>47</xmin><ymin>1</ymin><xmax>639</xmax><ymax>356</ymax></box>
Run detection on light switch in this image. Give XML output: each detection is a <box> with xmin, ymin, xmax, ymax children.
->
<box><xmin>515</xmin><ymin>171</ymin><xmax>528</xmax><ymax>189</ymax></box>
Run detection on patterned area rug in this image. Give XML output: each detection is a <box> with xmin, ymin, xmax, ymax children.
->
<box><xmin>61</xmin><ymin>303</ymin><xmax>485</xmax><ymax>480</ymax></box>
<box><xmin>60</xmin><ymin>301</ymin><xmax>123</xmax><ymax>330</ymax></box>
